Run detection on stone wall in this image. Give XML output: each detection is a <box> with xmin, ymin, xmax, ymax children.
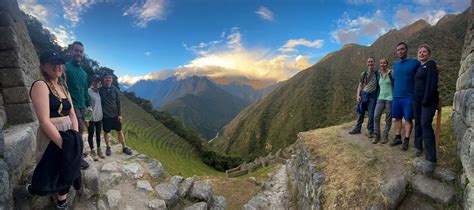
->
<box><xmin>286</xmin><ymin>136</ymin><xmax>325</xmax><ymax>210</ymax></box>
<box><xmin>0</xmin><ymin>0</ymin><xmax>40</xmax><ymax>209</ymax></box>
<box><xmin>453</xmin><ymin>3</ymin><xmax>474</xmax><ymax>209</ymax></box>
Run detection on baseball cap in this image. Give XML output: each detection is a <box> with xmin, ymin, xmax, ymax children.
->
<box><xmin>39</xmin><ymin>50</ymin><xmax>65</xmax><ymax>65</ymax></box>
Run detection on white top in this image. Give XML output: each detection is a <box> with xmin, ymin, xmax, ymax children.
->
<box><xmin>88</xmin><ymin>87</ymin><xmax>103</xmax><ymax>122</ymax></box>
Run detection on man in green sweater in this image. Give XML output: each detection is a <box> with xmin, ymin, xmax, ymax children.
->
<box><xmin>100</xmin><ymin>73</ymin><xmax>133</xmax><ymax>156</ymax></box>
<box><xmin>65</xmin><ymin>41</ymin><xmax>90</xmax><ymax>169</ymax></box>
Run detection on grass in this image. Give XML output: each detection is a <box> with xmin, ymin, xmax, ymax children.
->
<box><xmin>204</xmin><ymin>164</ymin><xmax>282</xmax><ymax>210</ymax></box>
<box><xmin>119</xmin><ymin>95</ymin><xmax>222</xmax><ymax>177</ymax></box>
<box><xmin>436</xmin><ymin>106</ymin><xmax>461</xmax><ymax>172</ymax></box>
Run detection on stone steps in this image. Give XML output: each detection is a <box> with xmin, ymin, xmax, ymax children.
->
<box><xmin>413</xmin><ymin>158</ymin><xmax>457</xmax><ymax>184</ymax></box>
<box><xmin>410</xmin><ymin>174</ymin><xmax>456</xmax><ymax>204</ymax></box>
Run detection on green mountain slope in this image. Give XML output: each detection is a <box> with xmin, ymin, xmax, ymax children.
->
<box><xmin>212</xmin><ymin>10</ymin><xmax>469</xmax><ymax>159</ymax></box>
<box><xmin>120</xmin><ymin>95</ymin><xmax>221</xmax><ymax>176</ymax></box>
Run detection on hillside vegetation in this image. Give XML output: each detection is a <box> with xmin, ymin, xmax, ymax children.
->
<box><xmin>213</xmin><ymin>9</ymin><xmax>469</xmax><ymax>159</ymax></box>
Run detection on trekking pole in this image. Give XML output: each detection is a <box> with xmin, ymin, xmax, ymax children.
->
<box><xmin>435</xmin><ymin>102</ymin><xmax>442</xmax><ymax>149</ymax></box>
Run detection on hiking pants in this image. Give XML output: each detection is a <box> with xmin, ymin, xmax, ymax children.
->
<box><xmin>354</xmin><ymin>94</ymin><xmax>377</xmax><ymax>134</ymax></box>
<box><xmin>374</xmin><ymin>100</ymin><xmax>392</xmax><ymax>139</ymax></box>
<box><xmin>87</xmin><ymin>121</ymin><xmax>102</xmax><ymax>150</ymax></box>
<box><xmin>413</xmin><ymin>100</ymin><xmax>438</xmax><ymax>162</ymax></box>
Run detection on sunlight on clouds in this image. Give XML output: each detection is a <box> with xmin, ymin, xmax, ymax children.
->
<box><xmin>46</xmin><ymin>25</ymin><xmax>76</xmax><ymax>47</ymax></box>
<box><xmin>124</xmin><ymin>0</ymin><xmax>167</xmax><ymax>28</ymax></box>
<box><xmin>61</xmin><ymin>0</ymin><xmax>96</xmax><ymax>27</ymax></box>
<box><xmin>18</xmin><ymin>0</ymin><xmax>49</xmax><ymax>24</ymax></box>
<box><xmin>278</xmin><ymin>39</ymin><xmax>324</xmax><ymax>53</ymax></box>
<box><xmin>255</xmin><ymin>6</ymin><xmax>274</xmax><ymax>21</ymax></box>
<box><xmin>331</xmin><ymin>10</ymin><xmax>389</xmax><ymax>44</ymax></box>
<box><xmin>394</xmin><ymin>8</ymin><xmax>447</xmax><ymax>27</ymax></box>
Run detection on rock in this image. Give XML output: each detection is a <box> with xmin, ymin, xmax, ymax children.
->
<box><xmin>105</xmin><ymin>189</ymin><xmax>121</xmax><ymax>208</ymax></box>
<box><xmin>464</xmin><ymin>183</ymin><xmax>474</xmax><ymax>209</ymax></box>
<box><xmin>137</xmin><ymin>180</ymin><xmax>153</xmax><ymax>192</ymax></box>
<box><xmin>413</xmin><ymin>158</ymin><xmax>456</xmax><ymax>183</ymax></box>
<box><xmin>148</xmin><ymin>199</ymin><xmax>167</xmax><ymax>210</ymax></box>
<box><xmin>124</xmin><ymin>205</ymin><xmax>134</xmax><ymax>210</ymax></box>
<box><xmin>148</xmin><ymin>160</ymin><xmax>169</xmax><ymax>179</ymax></box>
<box><xmin>0</xmin><ymin>169</ymin><xmax>10</xmax><ymax>204</ymax></box>
<box><xmin>179</xmin><ymin>176</ymin><xmax>195</xmax><ymax>197</ymax></box>
<box><xmin>184</xmin><ymin>202</ymin><xmax>207</xmax><ymax>210</ymax></box>
<box><xmin>171</xmin><ymin>175</ymin><xmax>184</xmax><ymax>187</ymax></box>
<box><xmin>411</xmin><ymin>174</ymin><xmax>455</xmax><ymax>204</ymax></box>
<box><xmin>248</xmin><ymin>177</ymin><xmax>257</xmax><ymax>185</ymax></box>
<box><xmin>155</xmin><ymin>183</ymin><xmax>179</xmax><ymax>207</ymax></box>
<box><xmin>4</xmin><ymin>123</ymin><xmax>36</xmax><ymax>181</ymax></box>
<box><xmin>31</xmin><ymin>195</ymin><xmax>53</xmax><ymax>209</ymax></box>
<box><xmin>101</xmin><ymin>161</ymin><xmax>119</xmax><ymax>173</ymax></box>
<box><xmin>122</xmin><ymin>162</ymin><xmax>144</xmax><ymax>179</ymax></box>
<box><xmin>105</xmin><ymin>172</ymin><xmax>122</xmax><ymax>186</ymax></box>
<box><xmin>136</xmin><ymin>154</ymin><xmax>149</xmax><ymax>161</ymax></box>
<box><xmin>380</xmin><ymin>177</ymin><xmax>407</xmax><ymax>209</ymax></box>
<box><xmin>190</xmin><ymin>181</ymin><xmax>213</xmax><ymax>202</ymax></box>
<box><xmin>97</xmin><ymin>199</ymin><xmax>107</xmax><ymax>210</ymax></box>
<box><xmin>210</xmin><ymin>195</ymin><xmax>227</xmax><ymax>210</ymax></box>
<box><xmin>80</xmin><ymin>158</ymin><xmax>100</xmax><ymax>200</ymax></box>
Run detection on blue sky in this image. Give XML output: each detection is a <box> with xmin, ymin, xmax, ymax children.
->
<box><xmin>19</xmin><ymin>0</ymin><xmax>470</xmax><ymax>85</ymax></box>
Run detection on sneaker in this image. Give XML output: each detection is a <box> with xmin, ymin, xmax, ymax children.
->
<box><xmin>414</xmin><ymin>148</ymin><xmax>422</xmax><ymax>157</ymax></box>
<box><xmin>90</xmin><ymin>150</ymin><xmax>99</xmax><ymax>161</ymax></box>
<box><xmin>389</xmin><ymin>138</ymin><xmax>402</xmax><ymax>146</ymax></box>
<box><xmin>56</xmin><ymin>199</ymin><xmax>68</xmax><ymax>209</ymax></box>
<box><xmin>368</xmin><ymin>133</ymin><xmax>375</xmax><ymax>138</ymax></box>
<box><xmin>80</xmin><ymin>158</ymin><xmax>89</xmax><ymax>170</ymax></box>
<box><xmin>106</xmin><ymin>146</ymin><xmax>112</xmax><ymax>156</ymax></box>
<box><xmin>97</xmin><ymin>148</ymin><xmax>105</xmax><ymax>159</ymax></box>
<box><xmin>372</xmin><ymin>134</ymin><xmax>380</xmax><ymax>144</ymax></box>
<box><xmin>422</xmin><ymin>161</ymin><xmax>436</xmax><ymax>177</ymax></box>
<box><xmin>400</xmin><ymin>138</ymin><xmax>409</xmax><ymax>151</ymax></box>
<box><xmin>123</xmin><ymin>147</ymin><xmax>133</xmax><ymax>155</ymax></box>
<box><xmin>13</xmin><ymin>184</ymin><xmax>33</xmax><ymax>202</ymax></box>
<box><xmin>348</xmin><ymin>129</ymin><xmax>361</xmax><ymax>134</ymax></box>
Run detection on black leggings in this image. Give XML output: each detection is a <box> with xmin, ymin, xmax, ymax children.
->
<box><xmin>413</xmin><ymin>100</ymin><xmax>438</xmax><ymax>162</ymax></box>
<box><xmin>87</xmin><ymin>121</ymin><xmax>102</xmax><ymax>150</ymax></box>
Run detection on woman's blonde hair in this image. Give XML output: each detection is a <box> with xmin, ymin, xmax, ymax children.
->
<box><xmin>418</xmin><ymin>44</ymin><xmax>432</xmax><ymax>54</ymax></box>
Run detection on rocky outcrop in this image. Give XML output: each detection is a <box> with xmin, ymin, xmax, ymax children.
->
<box><xmin>244</xmin><ymin>165</ymin><xmax>290</xmax><ymax>210</ymax></box>
<box><xmin>454</xmin><ymin>4</ymin><xmax>474</xmax><ymax>210</ymax></box>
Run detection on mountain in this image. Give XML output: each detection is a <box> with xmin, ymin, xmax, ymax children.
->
<box><xmin>212</xmin><ymin>9</ymin><xmax>469</xmax><ymax>159</ymax></box>
<box><xmin>127</xmin><ymin>76</ymin><xmax>179</xmax><ymax>108</ymax></box>
<box><xmin>158</xmin><ymin>76</ymin><xmax>248</xmax><ymax>140</ymax></box>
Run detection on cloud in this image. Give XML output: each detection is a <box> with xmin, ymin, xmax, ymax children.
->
<box><xmin>278</xmin><ymin>38</ymin><xmax>324</xmax><ymax>53</ymax></box>
<box><xmin>414</xmin><ymin>0</ymin><xmax>470</xmax><ymax>10</ymax></box>
<box><xmin>60</xmin><ymin>0</ymin><xmax>96</xmax><ymax>27</ymax></box>
<box><xmin>47</xmin><ymin>25</ymin><xmax>76</xmax><ymax>47</ymax></box>
<box><xmin>18</xmin><ymin>0</ymin><xmax>49</xmax><ymax>24</ymax></box>
<box><xmin>331</xmin><ymin>9</ymin><xmax>389</xmax><ymax>44</ymax></box>
<box><xmin>393</xmin><ymin>8</ymin><xmax>447</xmax><ymax>27</ymax></box>
<box><xmin>124</xmin><ymin>0</ymin><xmax>167</xmax><ymax>28</ymax></box>
<box><xmin>255</xmin><ymin>6</ymin><xmax>274</xmax><ymax>21</ymax></box>
<box><xmin>145</xmin><ymin>52</ymin><xmax>152</xmax><ymax>56</ymax></box>
<box><xmin>227</xmin><ymin>28</ymin><xmax>242</xmax><ymax>50</ymax></box>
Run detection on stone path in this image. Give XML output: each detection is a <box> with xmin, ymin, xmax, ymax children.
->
<box><xmin>243</xmin><ymin>165</ymin><xmax>290</xmax><ymax>209</ymax></box>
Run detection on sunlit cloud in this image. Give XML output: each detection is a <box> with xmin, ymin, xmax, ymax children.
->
<box><xmin>393</xmin><ymin>8</ymin><xmax>447</xmax><ymax>27</ymax></box>
<box><xmin>46</xmin><ymin>25</ymin><xmax>76</xmax><ymax>47</ymax></box>
<box><xmin>279</xmin><ymin>38</ymin><xmax>324</xmax><ymax>53</ymax></box>
<box><xmin>255</xmin><ymin>6</ymin><xmax>274</xmax><ymax>21</ymax></box>
<box><xmin>18</xmin><ymin>0</ymin><xmax>49</xmax><ymax>24</ymax></box>
<box><xmin>124</xmin><ymin>0</ymin><xmax>167</xmax><ymax>28</ymax></box>
<box><xmin>60</xmin><ymin>0</ymin><xmax>96</xmax><ymax>27</ymax></box>
<box><xmin>331</xmin><ymin>9</ymin><xmax>389</xmax><ymax>44</ymax></box>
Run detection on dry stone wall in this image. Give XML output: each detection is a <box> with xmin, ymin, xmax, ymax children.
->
<box><xmin>454</xmin><ymin>3</ymin><xmax>474</xmax><ymax>209</ymax></box>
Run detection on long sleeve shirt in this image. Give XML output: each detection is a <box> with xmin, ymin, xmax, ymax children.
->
<box><xmin>65</xmin><ymin>61</ymin><xmax>90</xmax><ymax>108</ymax></box>
<box><xmin>414</xmin><ymin>60</ymin><xmax>439</xmax><ymax>105</ymax></box>
<box><xmin>88</xmin><ymin>88</ymin><xmax>103</xmax><ymax>122</ymax></box>
<box><xmin>99</xmin><ymin>85</ymin><xmax>121</xmax><ymax>118</ymax></box>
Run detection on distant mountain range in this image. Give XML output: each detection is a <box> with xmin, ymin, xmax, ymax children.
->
<box><xmin>124</xmin><ymin>75</ymin><xmax>278</xmax><ymax>139</ymax></box>
<box><xmin>211</xmin><ymin>9</ymin><xmax>469</xmax><ymax>159</ymax></box>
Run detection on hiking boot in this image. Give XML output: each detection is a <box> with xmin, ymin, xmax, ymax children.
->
<box><xmin>90</xmin><ymin>150</ymin><xmax>98</xmax><ymax>161</ymax></box>
<box><xmin>13</xmin><ymin>184</ymin><xmax>33</xmax><ymax>202</ymax></box>
<box><xmin>368</xmin><ymin>133</ymin><xmax>375</xmax><ymax>138</ymax></box>
<box><xmin>123</xmin><ymin>147</ymin><xmax>133</xmax><ymax>155</ymax></box>
<box><xmin>414</xmin><ymin>148</ymin><xmax>422</xmax><ymax>157</ymax></box>
<box><xmin>348</xmin><ymin>129</ymin><xmax>361</xmax><ymax>135</ymax></box>
<box><xmin>380</xmin><ymin>136</ymin><xmax>388</xmax><ymax>144</ymax></box>
<box><xmin>80</xmin><ymin>158</ymin><xmax>89</xmax><ymax>170</ymax></box>
<box><xmin>400</xmin><ymin>138</ymin><xmax>409</xmax><ymax>151</ymax></box>
<box><xmin>422</xmin><ymin>161</ymin><xmax>436</xmax><ymax>177</ymax></box>
<box><xmin>389</xmin><ymin>137</ymin><xmax>402</xmax><ymax>146</ymax></box>
<box><xmin>372</xmin><ymin>133</ymin><xmax>380</xmax><ymax>144</ymax></box>
<box><xmin>97</xmin><ymin>148</ymin><xmax>105</xmax><ymax>159</ymax></box>
<box><xmin>106</xmin><ymin>146</ymin><xmax>112</xmax><ymax>156</ymax></box>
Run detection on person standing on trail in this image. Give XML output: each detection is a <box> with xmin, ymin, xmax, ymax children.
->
<box><xmin>372</xmin><ymin>58</ymin><xmax>393</xmax><ymax>144</ymax></box>
<box><xmin>99</xmin><ymin>73</ymin><xmax>133</xmax><ymax>156</ymax></box>
<box><xmin>65</xmin><ymin>41</ymin><xmax>90</xmax><ymax>170</ymax></box>
<box><xmin>87</xmin><ymin>75</ymin><xmax>105</xmax><ymax>161</ymax></box>
<box><xmin>413</xmin><ymin>44</ymin><xmax>439</xmax><ymax>176</ymax></box>
<box><xmin>349</xmin><ymin>57</ymin><xmax>379</xmax><ymax>138</ymax></box>
<box><xmin>389</xmin><ymin>42</ymin><xmax>420</xmax><ymax>151</ymax></box>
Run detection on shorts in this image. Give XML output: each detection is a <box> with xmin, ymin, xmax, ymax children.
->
<box><xmin>102</xmin><ymin>117</ymin><xmax>122</xmax><ymax>133</ymax></box>
<box><xmin>392</xmin><ymin>96</ymin><xmax>413</xmax><ymax>121</ymax></box>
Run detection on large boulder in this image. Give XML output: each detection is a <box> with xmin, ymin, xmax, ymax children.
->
<box><xmin>148</xmin><ymin>160</ymin><xmax>169</xmax><ymax>179</ymax></box>
<box><xmin>179</xmin><ymin>177</ymin><xmax>195</xmax><ymax>197</ymax></box>
<box><xmin>190</xmin><ymin>181</ymin><xmax>213</xmax><ymax>202</ymax></box>
<box><xmin>79</xmin><ymin>156</ymin><xmax>100</xmax><ymax>201</ymax></box>
<box><xmin>122</xmin><ymin>162</ymin><xmax>144</xmax><ymax>179</ymax></box>
<box><xmin>155</xmin><ymin>183</ymin><xmax>179</xmax><ymax>207</ymax></box>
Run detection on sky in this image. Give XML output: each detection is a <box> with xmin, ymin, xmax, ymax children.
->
<box><xmin>19</xmin><ymin>0</ymin><xmax>470</xmax><ymax>86</ymax></box>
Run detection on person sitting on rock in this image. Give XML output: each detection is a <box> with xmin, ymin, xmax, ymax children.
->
<box><xmin>349</xmin><ymin>57</ymin><xmax>379</xmax><ymax>138</ymax></box>
<box><xmin>99</xmin><ymin>73</ymin><xmax>133</xmax><ymax>156</ymax></box>
<box><xmin>87</xmin><ymin>75</ymin><xmax>105</xmax><ymax>160</ymax></box>
<box><xmin>413</xmin><ymin>44</ymin><xmax>439</xmax><ymax>176</ymax></box>
<box><xmin>14</xmin><ymin>50</ymin><xmax>82</xmax><ymax>208</ymax></box>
